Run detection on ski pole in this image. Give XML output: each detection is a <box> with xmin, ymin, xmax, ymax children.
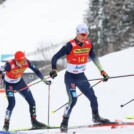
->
<box><xmin>52</xmin><ymin>80</ymin><xmax>103</xmax><ymax>114</ymax></box>
<box><xmin>14</xmin><ymin>76</ymin><xmax>50</xmax><ymax>93</ymax></box>
<box><xmin>47</xmin><ymin>84</ymin><xmax>50</xmax><ymax>126</ymax></box>
<box><xmin>120</xmin><ymin>98</ymin><xmax>134</xmax><ymax>108</ymax></box>
<box><xmin>83</xmin><ymin>74</ymin><xmax>134</xmax><ymax>82</ymax></box>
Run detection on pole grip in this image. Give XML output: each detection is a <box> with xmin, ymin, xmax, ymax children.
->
<box><xmin>85</xmin><ymin>74</ymin><xmax>134</xmax><ymax>82</ymax></box>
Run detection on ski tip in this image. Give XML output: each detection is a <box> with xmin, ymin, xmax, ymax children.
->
<box><xmin>125</xmin><ymin>116</ymin><xmax>134</xmax><ymax>119</ymax></box>
<box><xmin>52</xmin><ymin>110</ymin><xmax>55</xmax><ymax>114</ymax></box>
<box><xmin>0</xmin><ymin>131</ymin><xmax>15</xmax><ymax>134</ymax></box>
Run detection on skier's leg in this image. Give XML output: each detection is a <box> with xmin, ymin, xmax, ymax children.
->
<box><xmin>19</xmin><ymin>84</ymin><xmax>47</xmax><ymax>128</ymax></box>
<box><xmin>60</xmin><ymin>73</ymin><xmax>77</xmax><ymax>132</ymax></box>
<box><xmin>77</xmin><ymin>74</ymin><xmax>110</xmax><ymax>123</ymax></box>
<box><xmin>77</xmin><ymin>78</ymin><xmax>98</xmax><ymax>113</ymax></box>
<box><xmin>3</xmin><ymin>85</ymin><xmax>15</xmax><ymax>131</ymax></box>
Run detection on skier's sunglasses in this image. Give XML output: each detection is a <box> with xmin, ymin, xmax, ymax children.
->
<box><xmin>80</xmin><ymin>33</ymin><xmax>88</xmax><ymax>37</ymax></box>
<box><xmin>17</xmin><ymin>59</ymin><xmax>27</xmax><ymax>65</ymax></box>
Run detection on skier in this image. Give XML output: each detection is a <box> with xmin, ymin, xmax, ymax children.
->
<box><xmin>0</xmin><ymin>51</ymin><xmax>51</xmax><ymax>131</ymax></box>
<box><xmin>49</xmin><ymin>23</ymin><xmax>110</xmax><ymax>132</ymax></box>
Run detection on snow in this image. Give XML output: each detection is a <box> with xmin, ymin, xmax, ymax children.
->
<box><xmin>0</xmin><ymin>0</ymin><xmax>134</xmax><ymax>133</ymax></box>
<box><xmin>0</xmin><ymin>0</ymin><xmax>88</xmax><ymax>54</ymax></box>
<box><xmin>0</xmin><ymin>47</ymin><xmax>134</xmax><ymax>134</ymax></box>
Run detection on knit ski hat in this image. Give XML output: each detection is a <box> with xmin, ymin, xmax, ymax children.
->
<box><xmin>15</xmin><ymin>51</ymin><xmax>26</xmax><ymax>61</ymax></box>
<box><xmin>76</xmin><ymin>23</ymin><xmax>89</xmax><ymax>34</ymax></box>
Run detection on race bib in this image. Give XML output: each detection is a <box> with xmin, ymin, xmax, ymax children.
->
<box><xmin>66</xmin><ymin>63</ymin><xmax>86</xmax><ymax>74</ymax></box>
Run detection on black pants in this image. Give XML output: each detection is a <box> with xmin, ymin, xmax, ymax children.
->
<box><xmin>63</xmin><ymin>71</ymin><xmax>98</xmax><ymax>118</ymax></box>
<box><xmin>4</xmin><ymin>78</ymin><xmax>36</xmax><ymax>120</ymax></box>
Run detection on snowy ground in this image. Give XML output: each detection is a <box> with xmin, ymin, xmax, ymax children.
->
<box><xmin>6</xmin><ymin>127</ymin><xmax>134</xmax><ymax>134</ymax></box>
<box><xmin>0</xmin><ymin>0</ymin><xmax>134</xmax><ymax>133</ymax></box>
<box><xmin>0</xmin><ymin>47</ymin><xmax>134</xmax><ymax>134</ymax></box>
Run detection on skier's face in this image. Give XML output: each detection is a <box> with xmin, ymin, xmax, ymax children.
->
<box><xmin>76</xmin><ymin>33</ymin><xmax>88</xmax><ymax>43</ymax></box>
<box><xmin>15</xmin><ymin>59</ymin><xmax>27</xmax><ymax>68</ymax></box>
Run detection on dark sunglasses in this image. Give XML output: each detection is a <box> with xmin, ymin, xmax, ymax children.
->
<box><xmin>80</xmin><ymin>33</ymin><xmax>88</xmax><ymax>36</ymax></box>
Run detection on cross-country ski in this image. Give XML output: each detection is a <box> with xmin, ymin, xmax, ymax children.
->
<box><xmin>0</xmin><ymin>1</ymin><xmax>134</xmax><ymax>134</ymax></box>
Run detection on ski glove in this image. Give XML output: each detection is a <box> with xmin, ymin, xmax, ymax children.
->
<box><xmin>50</xmin><ymin>69</ymin><xmax>57</xmax><ymax>79</ymax></box>
<box><xmin>0</xmin><ymin>71</ymin><xmax>2</xmax><ymax>77</ymax></box>
<box><xmin>42</xmin><ymin>79</ymin><xmax>52</xmax><ymax>85</ymax></box>
<box><xmin>101</xmin><ymin>70</ymin><xmax>109</xmax><ymax>82</ymax></box>
<box><xmin>0</xmin><ymin>72</ymin><xmax>4</xmax><ymax>79</ymax></box>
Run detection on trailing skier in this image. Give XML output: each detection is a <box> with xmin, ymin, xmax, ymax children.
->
<box><xmin>0</xmin><ymin>51</ymin><xmax>51</xmax><ymax>131</ymax></box>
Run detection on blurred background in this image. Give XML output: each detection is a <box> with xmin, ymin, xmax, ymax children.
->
<box><xmin>0</xmin><ymin>0</ymin><xmax>133</xmax><ymax>84</ymax></box>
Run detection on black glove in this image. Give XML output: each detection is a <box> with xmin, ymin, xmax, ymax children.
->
<box><xmin>101</xmin><ymin>70</ymin><xmax>109</xmax><ymax>82</ymax></box>
<box><xmin>0</xmin><ymin>71</ymin><xmax>2</xmax><ymax>75</ymax></box>
<box><xmin>42</xmin><ymin>79</ymin><xmax>52</xmax><ymax>85</ymax></box>
<box><xmin>0</xmin><ymin>71</ymin><xmax>4</xmax><ymax>79</ymax></box>
<box><xmin>50</xmin><ymin>69</ymin><xmax>57</xmax><ymax>79</ymax></box>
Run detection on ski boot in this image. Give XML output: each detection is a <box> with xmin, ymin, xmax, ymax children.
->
<box><xmin>3</xmin><ymin>119</ymin><xmax>10</xmax><ymax>131</ymax></box>
<box><xmin>60</xmin><ymin>116</ymin><xmax>69</xmax><ymax>132</ymax></box>
<box><xmin>92</xmin><ymin>113</ymin><xmax>110</xmax><ymax>124</ymax></box>
<box><xmin>31</xmin><ymin>118</ymin><xmax>47</xmax><ymax>129</ymax></box>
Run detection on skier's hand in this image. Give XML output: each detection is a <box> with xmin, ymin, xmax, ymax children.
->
<box><xmin>42</xmin><ymin>79</ymin><xmax>52</xmax><ymax>85</ymax></box>
<box><xmin>0</xmin><ymin>73</ymin><xmax>2</xmax><ymax>78</ymax></box>
<box><xmin>101</xmin><ymin>70</ymin><xmax>109</xmax><ymax>82</ymax></box>
<box><xmin>0</xmin><ymin>71</ymin><xmax>4</xmax><ymax>78</ymax></box>
<box><xmin>0</xmin><ymin>71</ymin><xmax>2</xmax><ymax>76</ymax></box>
<box><xmin>50</xmin><ymin>69</ymin><xmax>57</xmax><ymax>79</ymax></box>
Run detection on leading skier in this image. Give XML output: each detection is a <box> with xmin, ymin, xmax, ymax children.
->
<box><xmin>49</xmin><ymin>23</ymin><xmax>110</xmax><ymax>132</ymax></box>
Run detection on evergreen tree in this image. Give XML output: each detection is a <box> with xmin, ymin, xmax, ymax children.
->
<box><xmin>84</xmin><ymin>0</ymin><xmax>134</xmax><ymax>56</ymax></box>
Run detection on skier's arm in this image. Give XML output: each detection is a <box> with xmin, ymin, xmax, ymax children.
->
<box><xmin>0</xmin><ymin>63</ymin><xmax>11</xmax><ymax>78</ymax></box>
<box><xmin>50</xmin><ymin>42</ymin><xmax>72</xmax><ymax>79</ymax></box>
<box><xmin>28</xmin><ymin>60</ymin><xmax>44</xmax><ymax>80</ymax></box>
<box><xmin>28</xmin><ymin>60</ymin><xmax>51</xmax><ymax>85</ymax></box>
<box><xmin>51</xmin><ymin>42</ymin><xmax>72</xmax><ymax>69</ymax></box>
<box><xmin>89</xmin><ymin>46</ymin><xmax>103</xmax><ymax>72</ymax></box>
<box><xmin>0</xmin><ymin>67</ymin><xmax>4</xmax><ymax>77</ymax></box>
<box><xmin>0</xmin><ymin>67</ymin><xmax>5</xmax><ymax>75</ymax></box>
<box><xmin>89</xmin><ymin>44</ymin><xmax>109</xmax><ymax>81</ymax></box>
<box><xmin>0</xmin><ymin>62</ymin><xmax>11</xmax><ymax>73</ymax></box>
